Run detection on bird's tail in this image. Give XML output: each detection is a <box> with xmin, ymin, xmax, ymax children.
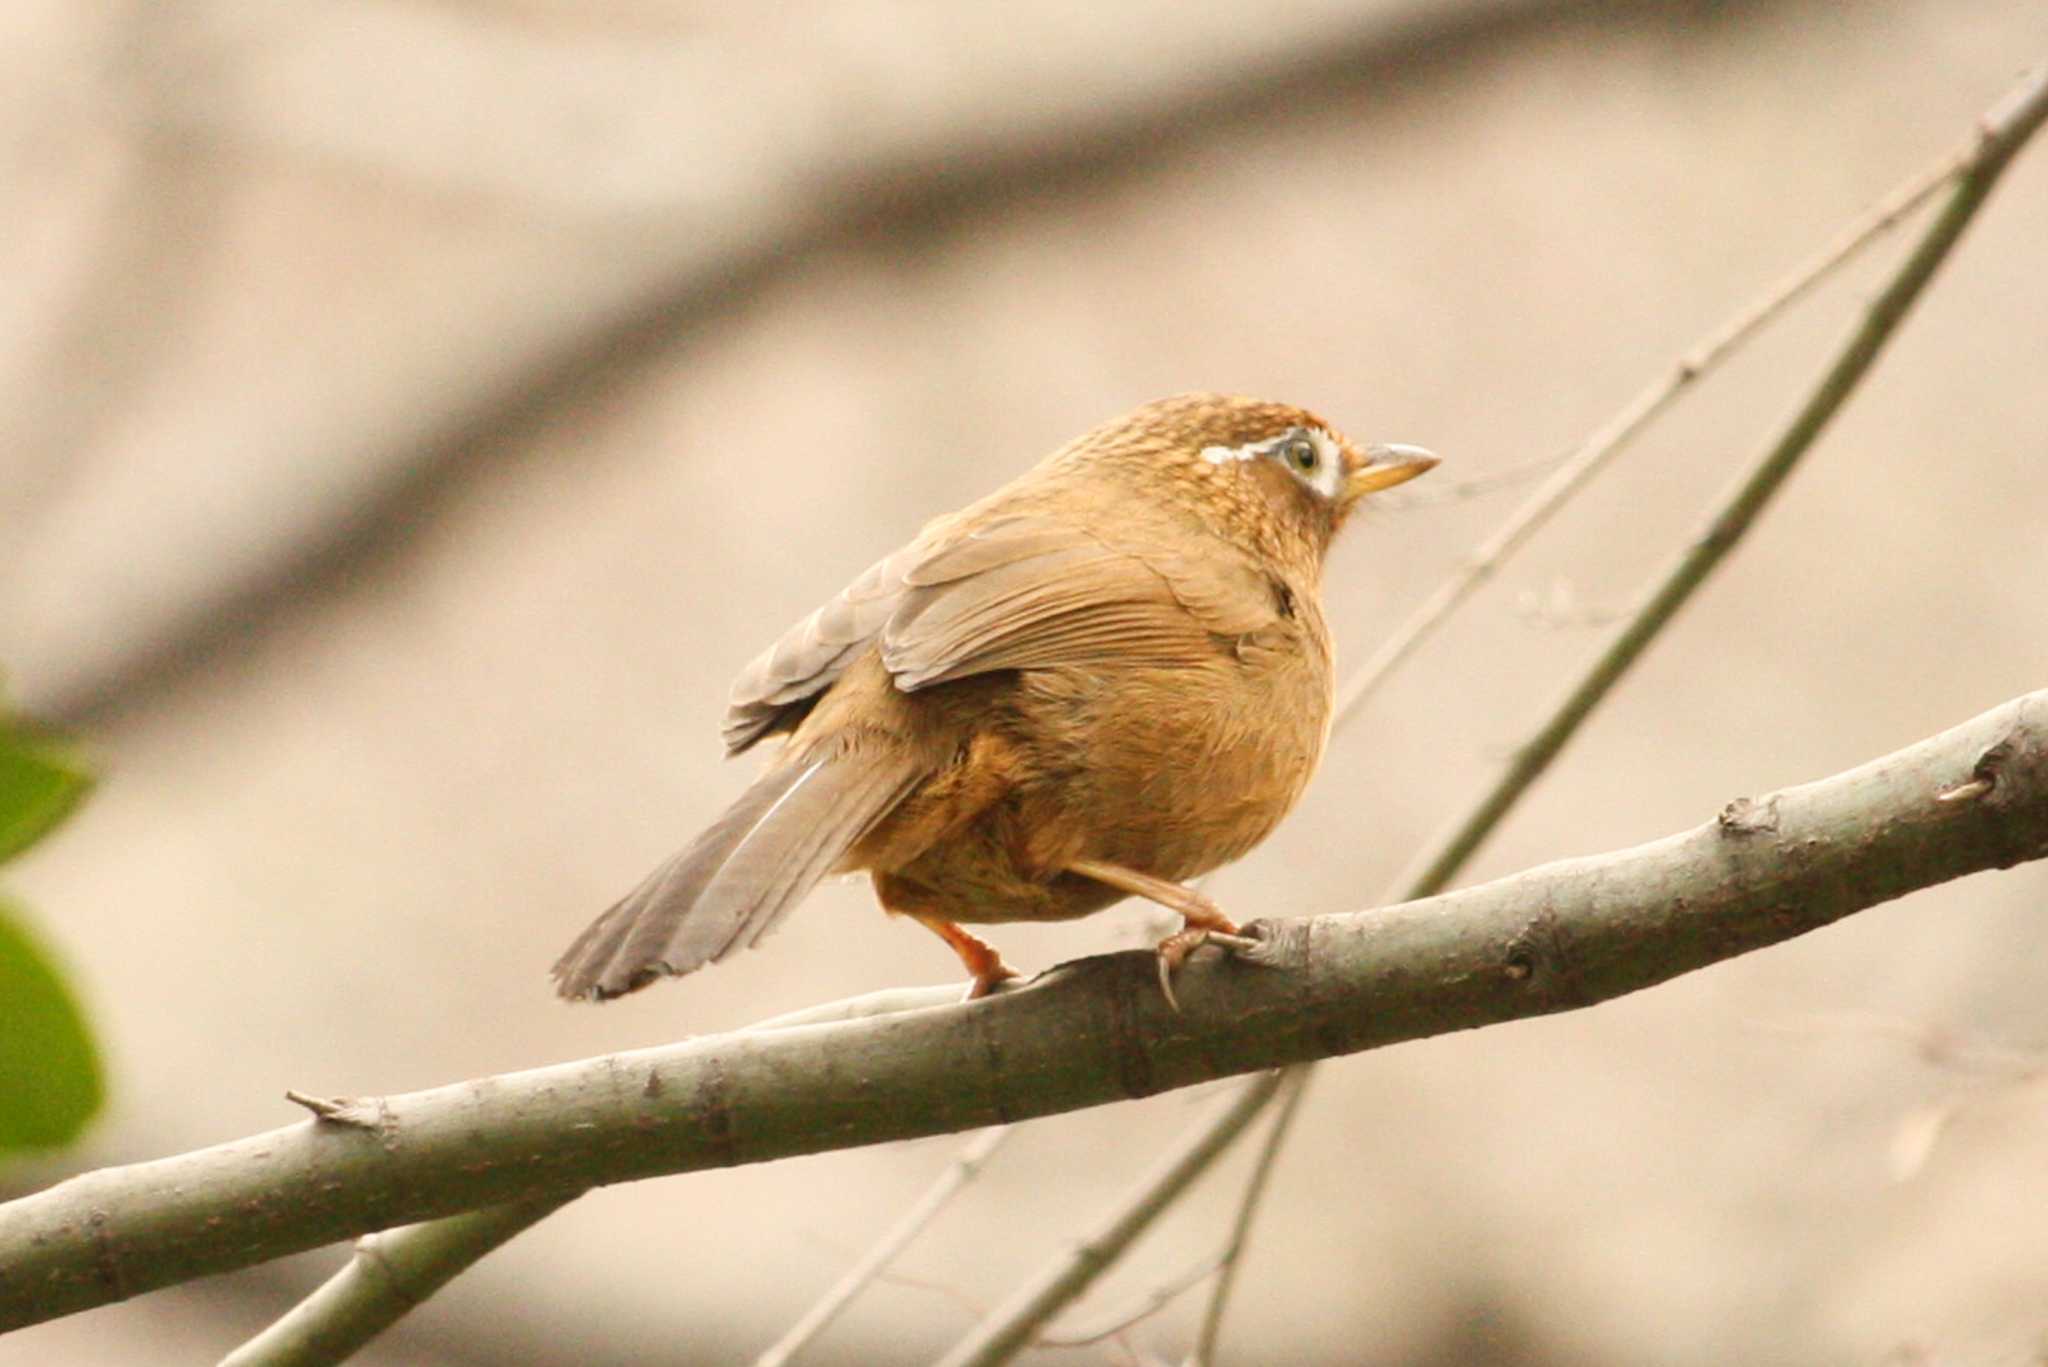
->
<box><xmin>552</xmin><ymin>744</ymin><xmax>922</xmax><ymax>1001</ymax></box>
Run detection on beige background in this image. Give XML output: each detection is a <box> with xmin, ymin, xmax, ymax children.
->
<box><xmin>3</xmin><ymin>2</ymin><xmax>2046</xmax><ymax>1363</ymax></box>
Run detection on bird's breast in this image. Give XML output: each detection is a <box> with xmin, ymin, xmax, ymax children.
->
<box><xmin>1008</xmin><ymin>622</ymin><xmax>1333</xmax><ymax>883</ymax></box>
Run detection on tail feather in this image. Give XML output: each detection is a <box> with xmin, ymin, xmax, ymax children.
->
<box><xmin>552</xmin><ymin>747</ymin><xmax>920</xmax><ymax>1000</ymax></box>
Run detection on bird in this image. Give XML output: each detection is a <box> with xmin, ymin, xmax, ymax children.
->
<box><xmin>551</xmin><ymin>393</ymin><xmax>1436</xmax><ymax>1007</ymax></box>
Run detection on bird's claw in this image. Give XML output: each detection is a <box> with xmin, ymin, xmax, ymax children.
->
<box><xmin>1154</xmin><ymin>927</ymin><xmax>1261</xmax><ymax>1012</ymax></box>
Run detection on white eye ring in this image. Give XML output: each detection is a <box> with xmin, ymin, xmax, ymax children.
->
<box><xmin>1282</xmin><ymin>437</ymin><xmax>1319</xmax><ymax>474</ymax></box>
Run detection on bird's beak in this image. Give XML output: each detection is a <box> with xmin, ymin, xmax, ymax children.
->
<box><xmin>1345</xmin><ymin>443</ymin><xmax>1439</xmax><ymax>501</ymax></box>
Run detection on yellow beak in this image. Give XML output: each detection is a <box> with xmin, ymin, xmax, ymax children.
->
<box><xmin>1345</xmin><ymin>443</ymin><xmax>1440</xmax><ymax>500</ymax></box>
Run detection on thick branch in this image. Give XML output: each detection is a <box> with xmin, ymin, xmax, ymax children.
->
<box><xmin>0</xmin><ymin>690</ymin><xmax>2042</xmax><ymax>1331</ymax></box>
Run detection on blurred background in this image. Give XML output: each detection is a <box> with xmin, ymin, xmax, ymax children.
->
<box><xmin>3</xmin><ymin>1</ymin><xmax>2046</xmax><ymax>1363</ymax></box>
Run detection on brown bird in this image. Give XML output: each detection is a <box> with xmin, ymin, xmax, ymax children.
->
<box><xmin>552</xmin><ymin>393</ymin><xmax>1435</xmax><ymax>1005</ymax></box>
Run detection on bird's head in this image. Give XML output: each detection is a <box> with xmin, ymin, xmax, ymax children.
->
<box><xmin>1065</xmin><ymin>393</ymin><xmax>1437</xmax><ymax>568</ymax></box>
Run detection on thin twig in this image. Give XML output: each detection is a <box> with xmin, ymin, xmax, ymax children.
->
<box><xmin>931</xmin><ymin>1074</ymin><xmax>1288</xmax><ymax>1367</ymax></box>
<box><xmin>1889</xmin><ymin>1060</ymin><xmax>2046</xmax><ymax>1181</ymax></box>
<box><xmin>1749</xmin><ymin>1011</ymin><xmax>2048</xmax><ymax>1180</ymax></box>
<box><xmin>1038</xmin><ymin>1250</ymin><xmax>1227</xmax><ymax>1348</ymax></box>
<box><xmin>1388</xmin><ymin>445</ymin><xmax>1571</xmax><ymax>506</ymax></box>
<box><xmin>1183</xmin><ymin>1068</ymin><xmax>1311</xmax><ymax>1366</ymax></box>
<box><xmin>217</xmin><ymin>1197</ymin><xmax>573</xmax><ymax>1367</ymax></box>
<box><xmin>753</xmin><ymin>1125</ymin><xmax>1015</xmax><ymax>1366</ymax></box>
<box><xmin>1753</xmin><ymin>1010</ymin><xmax>2043</xmax><ymax>1077</ymax></box>
<box><xmin>1399</xmin><ymin>60</ymin><xmax>2047</xmax><ymax>897</ymax></box>
<box><xmin>1328</xmin><ymin>105</ymin><xmax>1973</xmax><ymax>732</ymax></box>
<box><xmin>941</xmin><ymin>61</ymin><xmax>2048</xmax><ymax>1367</ymax></box>
<box><xmin>838</xmin><ymin>1260</ymin><xmax>992</xmax><ymax>1324</ymax></box>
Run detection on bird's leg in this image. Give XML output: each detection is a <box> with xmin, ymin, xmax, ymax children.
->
<box><xmin>1063</xmin><ymin>858</ymin><xmax>1258</xmax><ymax>1010</ymax></box>
<box><xmin>912</xmin><ymin>915</ymin><xmax>1020</xmax><ymax>1001</ymax></box>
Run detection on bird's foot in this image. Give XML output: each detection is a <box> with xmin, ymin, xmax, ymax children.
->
<box><xmin>1154</xmin><ymin>926</ymin><xmax>1260</xmax><ymax>1012</ymax></box>
<box><xmin>960</xmin><ymin>961</ymin><xmax>1021</xmax><ymax>1002</ymax></box>
<box><xmin>911</xmin><ymin>915</ymin><xmax>1020</xmax><ymax>1003</ymax></box>
<box><xmin>1063</xmin><ymin>857</ymin><xmax>1254</xmax><ymax>1012</ymax></box>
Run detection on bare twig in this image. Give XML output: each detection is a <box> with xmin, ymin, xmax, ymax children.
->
<box><xmin>1184</xmin><ymin>1068</ymin><xmax>1311</xmax><ymax>1367</ymax></box>
<box><xmin>1327</xmin><ymin>88</ymin><xmax>1980</xmax><ymax>732</ymax></box>
<box><xmin>1386</xmin><ymin>445</ymin><xmax>1571</xmax><ymax>507</ymax></box>
<box><xmin>752</xmin><ymin>1125</ymin><xmax>1015</xmax><ymax>1367</ymax></box>
<box><xmin>1750</xmin><ymin>1011</ymin><xmax>2046</xmax><ymax>1180</ymax></box>
<box><xmin>1889</xmin><ymin>1062</ymin><xmax>2046</xmax><ymax>1182</ymax></box>
<box><xmin>1754</xmin><ymin>1010</ymin><xmax>2042</xmax><ymax>1078</ymax></box>
<box><xmin>942</xmin><ymin>61</ymin><xmax>2048</xmax><ymax>1365</ymax></box>
<box><xmin>932</xmin><ymin>1074</ymin><xmax>1288</xmax><ymax>1367</ymax></box>
<box><xmin>836</xmin><ymin>1260</ymin><xmax>990</xmax><ymax>1325</ymax></box>
<box><xmin>1401</xmin><ymin>58</ymin><xmax>2048</xmax><ymax>898</ymax></box>
<box><xmin>1038</xmin><ymin>1249</ymin><xmax>1226</xmax><ymax>1349</ymax></box>
<box><xmin>216</xmin><ymin>1197</ymin><xmax>572</xmax><ymax>1367</ymax></box>
<box><xmin>1511</xmin><ymin>577</ymin><xmax>1625</xmax><ymax>630</ymax></box>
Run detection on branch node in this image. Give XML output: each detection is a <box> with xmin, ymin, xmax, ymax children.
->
<box><xmin>1934</xmin><ymin>776</ymin><xmax>1993</xmax><ymax>804</ymax></box>
<box><xmin>1936</xmin><ymin>736</ymin><xmax>2014</xmax><ymax>804</ymax></box>
<box><xmin>1502</xmin><ymin>910</ymin><xmax>1588</xmax><ymax>1003</ymax></box>
<box><xmin>1718</xmin><ymin>795</ymin><xmax>1781</xmax><ymax>835</ymax></box>
<box><xmin>284</xmin><ymin>1090</ymin><xmax>381</xmax><ymax>1130</ymax></box>
<box><xmin>1230</xmin><ymin>919</ymin><xmax>1303</xmax><ymax>969</ymax></box>
<box><xmin>351</xmin><ymin>1233</ymin><xmax>425</xmax><ymax>1308</ymax></box>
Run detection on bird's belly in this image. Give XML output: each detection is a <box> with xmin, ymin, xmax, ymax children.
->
<box><xmin>1051</xmin><ymin>659</ymin><xmax>1328</xmax><ymax>870</ymax></box>
<box><xmin>879</xmin><ymin>655</ymin><xmax>1331</xmax><ymax>924</ymax></box>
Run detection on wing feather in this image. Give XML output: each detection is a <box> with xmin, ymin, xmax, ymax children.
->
<box><xmin>723</xmin><ymin>512</ymin><xmax>1281</xmax><ymax>752</ymax></box>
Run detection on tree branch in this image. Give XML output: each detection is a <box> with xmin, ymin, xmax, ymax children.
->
<box><xmin>215</xmin><ymin>1196</ymin><xmax>572</xmax><ymax>1367</ymax></box>
<box><xmin>224</xmin><ymin>977</ymin><xmax>972</xmax><ymax>1367</ymax></box>
<box><xmin>1</xmin><ymin>690</ymin><xmax>2043</xmax><ymax>1333</ymax></box>
<box><xmin>750</xmin><ymin>1124</ymin><xmax>1013</xmax><ymax>1367</ymax></box>
<box><xmin>1327</xmin><ymin>61</ymin><xmax>1975</xmax><ymax>728</ymax></box>
<box><xmin>932</xmin><ymin>1073</ymin><xmax>1285</xmax><ymax>1367</ymax></box>
<box><xmin>1184</xmin><ymin>1066</ymin><xmax>1311</xmax><ymax>1367</ymax></box>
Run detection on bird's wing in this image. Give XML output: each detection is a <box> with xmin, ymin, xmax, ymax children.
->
<box><xmin>722</xmin><ymin>513</ymin><xmax>1279</xmax><ymax>754</ymax></box>
<box><xmin>722</xmin><ymin>530</ymin><xmax>935</xmax><ymax>755</ymax></box>
<box><xmin>882</xmin><ymin>514</ymin><xmax>1278</xmax><ymax>688</ymax></box>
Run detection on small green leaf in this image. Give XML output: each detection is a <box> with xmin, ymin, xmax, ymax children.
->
<box><xmin>0</xmin><ymin>900</ymin><xmax>103</xmax><ymax>1151</ymax></box>
<box><xmin>0</xmin><ymin>725</ymin><xmax>92</xmax><ymax>864</ymax></box>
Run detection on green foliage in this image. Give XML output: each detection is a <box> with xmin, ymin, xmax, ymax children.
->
<box><xmin>0</xmin><ymin>724</ymin><xmax>90</xmax><ymax>863</ymax></box>
<box><xmin>0</xmin><ymin>710</ymin><xmax>101</xmax><ymax>1152</ymax></box>
<box><xmin>0</xmin><ymin>901</ymin><xmax>102</xmax><ymax>1149</ymax></box>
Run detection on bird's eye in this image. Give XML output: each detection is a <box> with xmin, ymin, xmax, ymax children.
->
<box><xmin>1283</xmin><ymin>437</ymin><xmax>1319</xmax><ymax>474</ymax></box>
